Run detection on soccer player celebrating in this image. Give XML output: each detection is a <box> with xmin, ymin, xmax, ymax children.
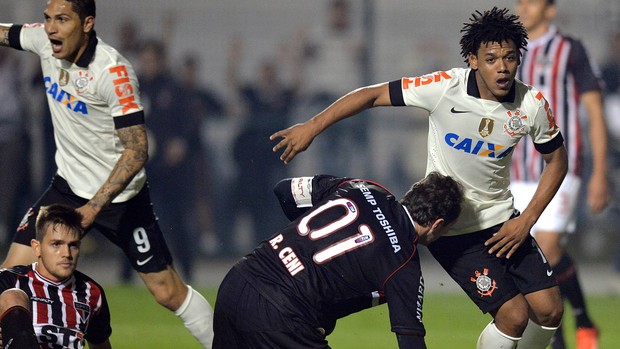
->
<box><xmin>0</xmin><ymin>205</ymin><xmax>111</xmax><ymax>349</ymax></box>
<box><xmin>0</xmin><ymin>1</ymin><xmax>213</xmax><ymax>347</ymax></box>
<box><xmin>512</xmin><ymin>1</ymin><xmax>609</xmax><ymax>347</ymax></box>
<box><xmin>271</xmin><ymin>7</ymin><xmax>568</xmax><ymax>349</ymax></box>
<box><xmin>213</xmin><ymin>172</ymin><xmax>464</xmax><ymax>348</ymax></box>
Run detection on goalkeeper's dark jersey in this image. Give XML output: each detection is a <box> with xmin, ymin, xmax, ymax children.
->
<box><xmin>235</xmin><ymin>175</ymin><xmax>425</xmax><ymax>337</ymax></box>
<box><xmin>0</xmin><ymin>264</ymin><xmax>111</xmax><ymax>348</ymax></box>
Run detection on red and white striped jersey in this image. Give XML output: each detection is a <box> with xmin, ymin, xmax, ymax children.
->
<box><xmin>0</xmin><ymin>264</ymin><xmax>111</xmax><ymax>349</ymax></box>
<box><xmin>512</xmin><ymin>26</ymin><xmax>602</xmax><ymax>182</ymax></box>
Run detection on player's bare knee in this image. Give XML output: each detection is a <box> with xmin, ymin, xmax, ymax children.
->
<box><xmin>528</xmin><ymin>287</ymin><xmax>564</xmax><ymax>327</ymax></box>
<box><xmin>495</xmin><ymin>310</ymin><xmax>529</xmax><ymax>336</ymax></box>
<box><xmin>534</xmin><ymin>301</ymin><xmax>563</xmax><ymax>327</ymax></box>
<box><xmin>0</xmin><ymin>288</ymin><xmax>30</xmax><ymax>313</ymax></box>
<box><xmin>493</xmin><ymin>297</ymin><xmax>529</xmax><ymax>336</ymax></box>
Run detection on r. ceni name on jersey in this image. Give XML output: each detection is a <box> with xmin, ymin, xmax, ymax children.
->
<box><xmin>269</xmin><ymin>234</ymin><xmax>305</xmax><ymax>276</ymax></box>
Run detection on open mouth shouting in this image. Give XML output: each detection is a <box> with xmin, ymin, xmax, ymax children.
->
<box><xmin>49</xmin><ymin>38</ymin><xmax>63</xmax><ymax>55</ymax></box>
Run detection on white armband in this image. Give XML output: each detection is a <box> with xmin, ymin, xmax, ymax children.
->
<box><xmin>291</xmin><ymin>177</ymin><xmax>313</xmax><ymax>208</ymax></box>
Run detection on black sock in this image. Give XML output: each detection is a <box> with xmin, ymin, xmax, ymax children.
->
<box><xmin>0</xmin><ymin>306</ymin><xmax>39</xmax><ymax>349</ymax></box>
<box><xmin>551</xmin><ymin>323</ymin><xmax>566</xmax><ymax>349</ymax></box>
<box><xmin>554</xmin><ymin>253</ymin><xmax>594</xmax><ymax>328</ymax></box>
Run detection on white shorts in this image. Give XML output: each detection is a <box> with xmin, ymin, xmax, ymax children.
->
<box><xmin>510</xmin><ymin>174</ymin><xmax>581</xmax><ymax>235</ymax></box>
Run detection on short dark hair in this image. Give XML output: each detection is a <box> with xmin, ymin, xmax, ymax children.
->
<box><xmin>35</xmin><ymin>204</ymin><xmax>84</xmax><ymax>241</ymax></box>
<box><xmin>399</xmin><ymin>172</ymin><xmax>463</xmax><ymax>227</ymax></box>
<box><xmin>65</xmin><ymin>0</ymin><xmax>96</xmax><ymax>23</ymax></box>
<box><xmin>459</xmin><ymin>7</ymin><xmax>528</xmax><ymax>65</ymax></box>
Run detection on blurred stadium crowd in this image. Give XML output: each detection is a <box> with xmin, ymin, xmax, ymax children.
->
<box><xmin>1</xmin><ymin>0</ymin><xmax>620</xmax><ymax>288</ymax></box>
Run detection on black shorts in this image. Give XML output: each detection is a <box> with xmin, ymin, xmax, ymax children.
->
<box><xmin>213</xmin><ymin>267</ymin><xmax>330</xmax><ymax>349</ymax></box>
<box><xmin>13</xmin><ymin>175</ymin><xmax>173</xmax><ymax>273</ymax></box>
<box><xmin>427</xmin><ymin>220</ymin><xmax>557</xmax><ymax>314</ymax></box>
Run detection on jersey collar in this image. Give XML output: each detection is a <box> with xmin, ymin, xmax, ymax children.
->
<box><xmin>467</xmin><ymin>69</ymin><xmax>516</xmax><ymax>103</ymax></box>
<box><xmin>75</xmin><ymin>30</ymin><xmax>99</xmax><ymax>68</ymax></box>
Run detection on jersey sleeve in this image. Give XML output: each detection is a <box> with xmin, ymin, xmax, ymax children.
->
<box><xmin>97</xmin><ymin>61</ymin><xmax>145</xmax><ymax>128</ymax></box>
<box><xmin>388</xmin><ymin>70</ymin><xmax>455</xmax><ymax>112</ymax></box>
<box><xmin>0</xmin><ymin>270</ymin><xmax>18</xmax><ymax>293</ymax></box>
<box><xmin>84</xmin><ymin>286</ymin><xmax>112</xmax><ymax>344</ymax></box>
<box><xmin>383</xmin><ymin>256</ymin><xmax>426</xmax><ymax>338</ymax></box>
<box><xmin>9</xmin><ymin>23</ymin><xmax>49</xmax><ymax>56</ymax></box>
<box><xmin>528</xmin><ymin>91</ymin><xmax>564</xmax><ymax>154</ymax></box>
<box><xmin>569</xmin><ymin>39</ymin><xmax>603</xmax><ymax>94</ymax></box>
<box><xmin>273</xmin><ymin>175</ymin><xmax>352</xmax><ymax>221</ymax></box>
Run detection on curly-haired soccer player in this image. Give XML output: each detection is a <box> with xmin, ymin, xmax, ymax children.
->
<box><xmin>271</xmin><ymin>7</ymin><xmax>567</xmax><ymax>349</ymax></box>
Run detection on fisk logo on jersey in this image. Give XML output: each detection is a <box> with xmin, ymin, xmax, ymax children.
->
<box><xmin>445</xmin><ymin>133</ymin><xmax>513</xmax><ymax>158</ymax></box>
<box><xmin>535</xmin><ymin>92</ymin><xmax>558</xmax><ymax>135</ymax></box>
<box><xmin>44</xmin><ymin>76</ymin><xmax>89</xmax><ymax>115</ymax></box>
<box><xmin>109</xmin><ymin>65</ymin><xmax>139</xmax><ymax>114</ymax></box>
<box><xmin>402</xmin><ymin>71</ymin><xmax>452</xmax><ymax>89</ymax></box>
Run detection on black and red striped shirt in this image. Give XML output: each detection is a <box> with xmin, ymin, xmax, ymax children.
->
<box><xmin>0</xmin><ymin>264</ymin><xmax>111</xmax><ymax>348</ymax></box>
<box><xmin>512</xmin><ymin>26</ymin><xmax>602</xmax><ymax>181</ymax></box>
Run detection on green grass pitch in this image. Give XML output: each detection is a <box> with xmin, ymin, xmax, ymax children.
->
<box><xmin>106</xmin><ymin>286</ymin><xmax>620</xmax><ymax>348</ymax></box>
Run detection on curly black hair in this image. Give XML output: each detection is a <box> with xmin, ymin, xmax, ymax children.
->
<box><xmin>459</xmin><ymin>7</ymin><xmax>528</xmax><ymax>65</ymax></box>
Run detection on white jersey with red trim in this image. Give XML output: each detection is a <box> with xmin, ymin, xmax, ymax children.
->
<box><xmin>0</xmin><ymin>264</ymin><xmax>111</xmax><ymax>348</ymax></box>
<box><xmin>389</xmin><ymin>67</ymin><xmax>563</xmax><ymax>235</ymax></box>
<box><xmin>12</xmin><ymin>24</ymin><xmax>146</xmax><ymax>202</ymax></box>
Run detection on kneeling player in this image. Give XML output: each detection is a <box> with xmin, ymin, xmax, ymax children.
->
<box><xmin>213</xmin><ymin>172</ymin><xmax>463</xmax><ymax>349</ymax></box>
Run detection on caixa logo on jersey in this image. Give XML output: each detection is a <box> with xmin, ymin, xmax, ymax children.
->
<box><xmin>44</xmin><ymin>76</ymin><xmax>89</xmax><ymax>115</ymax></box>
<box><xmin>444</xmin><ymin>133</ymin><xmax>513</xmax><ymax>158</ymax></box>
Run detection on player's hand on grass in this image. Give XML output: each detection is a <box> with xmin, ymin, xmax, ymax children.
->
<box><xmin>484</xmin><ymin>216</ymin><xmax>531</xmax><ymax>259</ymax></box>
<box><xmin>270</xmin><ymin>123</ymin><xmax>316</xmax><ymax>164</ymax></box>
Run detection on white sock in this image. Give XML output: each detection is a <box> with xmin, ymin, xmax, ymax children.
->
<box><xmin>477</xmin><ymin>321</ymin><xmax>520</xmax><ymax>349</ymax></box>
<box><xmin>174</xmin><ymin>285</ymin><xmax>214</xmax><ymax>349</ymax></box>
<box><xmin>516</xmin><ymin>319</ymin><xmax>559</xmax><ymax>349</ymax></box>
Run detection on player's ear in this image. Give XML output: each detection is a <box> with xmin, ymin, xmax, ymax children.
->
<box><xmin>430</xmin><ymin>218</ymin><xmax>445</xmax><ymax>234</ymax></box>
<box><xmin>31</xmin><ymin>239</ymin><xmax>41</xmax><ymax>258</ymax></box>
<box><xmin>468</xmin><ymin>53</ymin><xmax>478</xmax><ymax>70</ymax></box>
<box><xmin>83</xmin><ymin>16</ymin><xmax>95</xmax><ymax>34</ymax></box>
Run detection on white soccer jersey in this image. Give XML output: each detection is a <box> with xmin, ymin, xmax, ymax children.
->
<box><xmin>389</xmin><ymin>68</ymin><xmax>563</xmax><ymax>235</ymax></box>
<box><xmin>10</xmin><ymin>24</ymin><xmax>146</xmax><ymax>202</ymax></box>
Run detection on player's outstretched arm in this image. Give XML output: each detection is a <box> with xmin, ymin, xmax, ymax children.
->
<box><xmin>76</xmin><ymin>124</ymin><xmax>149</xmax><ymax>228</ymax></box>
<box><xmin>270</xmin><ymin>82</ymin><xmax>392</xmax><ymax>164</ymax></box>
<box><xmin>0</xmin><ymin>24</ymin><xmax>11</xmax><ymax>46</ymax></box>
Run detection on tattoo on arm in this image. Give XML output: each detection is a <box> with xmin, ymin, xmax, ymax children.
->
<box><xmin>88</xmin><ymin>124</ymin><xmax>148</xmax><ymax>212</ymax></box>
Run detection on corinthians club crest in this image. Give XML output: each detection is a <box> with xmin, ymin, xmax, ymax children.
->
<box><xmin>74</xmin><ymin>70</ymin><xmax>93</xmax><ymax>94</ymax></box>
<box><xmin>470</xmin><ymin>268</ymin><xmax>497</xmax><ymax>297</ymax></box>
<box><xmin>503</xmin><ymin>109</ymin><xmax>527</xmax><ymax>137</ymax></box>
